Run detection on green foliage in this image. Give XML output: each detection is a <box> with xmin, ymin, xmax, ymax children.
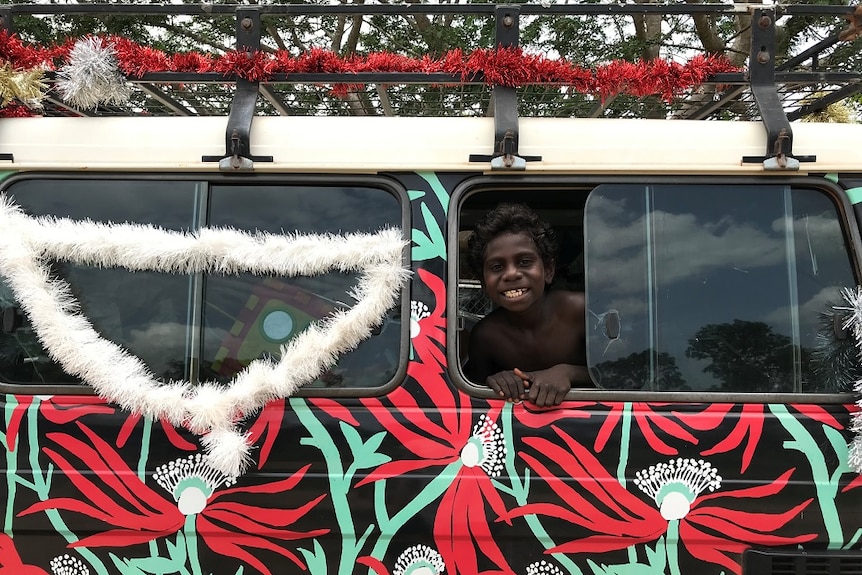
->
<box><xmin>0</xmin><ymin>0</ymin><xmax>857</xmax><ymax>119</ymax></box>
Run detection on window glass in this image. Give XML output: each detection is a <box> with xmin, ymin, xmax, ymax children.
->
<box><xmin>203</xmin><ymin>184</ymin><xmax>402</xmax><ymax>388</ymax></box>
<box><xmin>0</xmin><ymin>179</ymin><xmax>403</xmax><ymax>390</ymax></box>
<box><xmin>584</xmin><ymin>184</ymin><xmax>855</xmax><ymax>393</ymax></box>
<box><xmin>0</xmin><ymin>180</ymin><xmax>199</xmax><ymax>384</ymax></box>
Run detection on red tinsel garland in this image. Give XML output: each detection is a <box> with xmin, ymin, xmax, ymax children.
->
<box><xmin>0</xmin><ymin>102</ymin><xmax>36</xmax><ymax>118</ymax></box>
<box><xmin>0</xmin><ymin>30</ymin><xmax>738</xmax><ymax>103</ymax></box>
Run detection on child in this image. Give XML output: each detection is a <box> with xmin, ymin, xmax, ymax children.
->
<box><xmin>464</xmin><ymin>203</ymin><xmax>589</xmax><ymax>406</ymax></box>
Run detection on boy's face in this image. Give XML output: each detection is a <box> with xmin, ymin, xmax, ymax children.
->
<box><xmin>481</xmin><ymin>232</ymin><xmax>554</xmax><ymax>312</ymax></box>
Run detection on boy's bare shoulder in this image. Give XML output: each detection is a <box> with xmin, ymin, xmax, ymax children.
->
<box><xmin>547</xmin><ymin>289</ymin><xmax>585</xmax><ymax>315</ymax></box>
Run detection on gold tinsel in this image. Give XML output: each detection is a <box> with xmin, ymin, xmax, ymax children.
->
<box><xmin>801</xmin><ymin>92</ymin><xmax>856</xmax><ymax>123</ymax></box>
<box><xmin>0</xmin><ymin>62</ymin><xmax>46</xmax><ymax>107</ymax></box>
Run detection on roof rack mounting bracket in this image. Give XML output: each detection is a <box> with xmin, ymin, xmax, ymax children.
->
<box><xmin>742</xmin><ymin>8</ymin><xmax>816</xmax><ymax>171</ymax></box>
<box><xmin>201</xmin><ymin>8</ymin><xmax>273</xmax><ymax>171</ymax></box>
<box><xmin>469</xmin><ymin>5</ymin><xmax>541</xmax><ymax>170</ymax></box>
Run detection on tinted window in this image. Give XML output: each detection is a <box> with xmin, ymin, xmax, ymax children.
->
<box><xmin>0</xmin><ymin>179</ymin><xmax>402</xmax><ymax>390</ymax></box>
<box><xmin>584</xmin><ymin>184</ymin><xmax>855</xmax><ymax>393</ymax></box>
<box><xmin>0</xmin><ymin>179</ymin><xmax>198</xmax><ymax>384</ymax></box>
<box><xmin>203</xmin><ymin>185</ymin><xmax>401</xmax><ymax>387</ymax></box>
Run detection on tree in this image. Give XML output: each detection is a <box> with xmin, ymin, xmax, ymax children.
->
<box><xmin>592</xmin><ymin>350</ymin><xmax>689</xmax><ymax>392</ymax></box>
<box><xmin>0</xmin><ymin>0</ymin><xmax>857</xmax><ymax>120</ymax></box>
<box><xmin>685</xmin><ymin>320</ymin><xmax>812</xmax><ymax>393</ymax></box>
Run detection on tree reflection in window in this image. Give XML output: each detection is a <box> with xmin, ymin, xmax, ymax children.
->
<box><xmin>584</xmin><ymin>183</ymin><xmax>856</xmax><ymax>393</ymax></box>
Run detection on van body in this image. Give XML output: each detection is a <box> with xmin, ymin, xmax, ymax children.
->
<box><xmin>2</xmin><ymin>4</ymin><xmax>862</xmax><ymax>575</ymax></box>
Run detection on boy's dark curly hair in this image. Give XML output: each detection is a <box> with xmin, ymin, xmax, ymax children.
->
<box><xmin>466</xmin><ymin>202</ymin><xmax>558</xmax><ymax>279</ymax></box>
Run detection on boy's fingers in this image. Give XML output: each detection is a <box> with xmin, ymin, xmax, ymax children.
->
<box><xmin>509</xmin><ymin>373</ymin><xmax>527</xmax><ymax>399</ymax></box>
<box><xmin>514</xmin><ymin>368</ymin><xmax>533</xmax><ymax>390</ymax></box>
<box><xmin>487</xmin><ymin>373</ymin><xmax>525</xmax><ymax>400</ymax></box>
<box><xmin>484</xmin><ymin>377</ymin><xmax>505</xmax><ymax>397</ymax></box>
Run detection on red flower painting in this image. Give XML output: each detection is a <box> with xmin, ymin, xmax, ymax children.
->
<box><xmin>38</xmin><ymin>394</ymin><xmax>196</xmax><ymax>452</ymax></box>
<box><xmin>0</xmin><ymin>533</ymin><xmax>48</xmax><ymax>575</ymax></box>
<box><xmin>675</xmin><ymin>402</ymin><xmax>845</xmax><ymax>473</ymax></box>
<box><xmin>410</xmin><ymin>268</ymin><xmax>446</xmax><ymax>370</ymax></box>
<box><xmin>19</xmin><ymin>422</ymin><xmax>328</xmax><ymax>575</ymax></box>
<box><xmin>359</xmin><ymin>363</ymin><xmax>512</xmax><ymax>575</ymax></box>
<box><xmin>506</xmin><ymin>425</ymin><xmax>816</xmax><ymax>575</ymax></box>
<box><xmin>595</xmin><ymin>402</ymin><xmax>699</xmax><ymax>456</ymax></box>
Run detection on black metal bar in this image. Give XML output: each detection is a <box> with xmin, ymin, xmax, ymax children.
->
<box><xmin>744</xmin><ymin>8</ymin><xmax>815</xmax><ymax>169</ymax></box>
<box><xmin>491</xmin><ymin>5</ymin><xmax>521</xmax><ymax>167</ymax></box>
<box><xmin>588</xmin><ymin>94</ymin><xmax>616</xmax><ymax>118</ymax></box>
<box><xmin>779</xmin><ymin>31</ymin><xmax>842</xmax><ymax>70</ymax></box>
<box><xmin>43</xmin><ymin>96</ymin><xmax>96</xmax><ymax>117</ymax></box>
<box><xmin>135</xmin><ymin>72</ymin><xmax>469</xmax><ymax>84</ymax></box>
<box><xmin>682</xmin><ymin>86</ymin><xmax>746</xmax><ymax>120</ymax></box>
<box><xmin>787</xmin><ymin>82</ymin><xmax>862</xmax><ymax>121</ymax></box>
<box><xmin>678</xmin><ymin>71</ymin><xmax>861</xmax><ymax>121</ymax></box>
<box><xmin>772</xmin><ymin>71</ymin><xmax>861</xmax><ymax>83</ymax></box>
<box><xmin>686</xmin><ymin>16</ymin><xmax>853</xmax><ymax>121</ymax></box>
<box><xmin>468</xmin><ymin>5</ymin><xmax>541</xmax><ymax>168</ymax></box>
<box><xmin>125</xmin><ymin>71</ymin><xmax>857</xmax><ymax>86</ymax></box>
<box><xmin>201</xmin><ymin>7</ymin><xmax>272</xmax><ymax>169</ymax></box>
<box><xmin>3</xmin><ymin>3</ymin><xmax>858</xmax><ymax>17</ymax></box>
<box><xmin>137</xmin><ymin>83</ymin><xmax>194</xmax><ymax>116</ymax></box>
<box><xmin>34</xmin><ymin>69</ymin><xmax>849</xmax><ymax>88</ymax></box>
<box><xmin>259</xmin><ymin>84</ymin><xmax>290</xmax><ymax>116</ymax></box>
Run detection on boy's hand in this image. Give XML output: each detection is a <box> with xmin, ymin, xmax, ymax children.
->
<box><xmin>515</xmin><ymin>366</ymin><xmax>571</xmax><ymax>407</ymax></box>
<box><xmin>485</xmin><ymin>370</ymin><xmax>529</xmax><ymax>402</ymax></box>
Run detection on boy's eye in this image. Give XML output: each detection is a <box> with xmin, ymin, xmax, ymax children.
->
<box><xmin>519</xmin><ymin>258</ymin><xmax>533</xmax><ymax>266</ymax></box>
<box><xmin>487</xmin><ymin>263</ymin><xmax>503</xmax><ymax>272</ymax></box>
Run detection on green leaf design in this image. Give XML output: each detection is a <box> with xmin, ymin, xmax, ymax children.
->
<box><xmin>645</xmin><ymin>537</ymin><xmax>667</xmax><ymax>574</ymax></box>
<box><xmin>341</xmin><ymin>421</ymin><xmax>391</xmax><ymax>471</ymax></box>
<box><xmin>298</xmin><ymin>539</ymin><xmax>328</xmax><ymax>575</ymax></box>
<box><xmin>411</xmin><ymin>202</ymin><xmax>446</xmax><ymax>261</ymax></box>
<box><xmin>824</xmin><ymin>424</ymin><xmax>852</xmax><ymax>479</ymax></box>
<box><xmin>166</xmin><ymin>530</ymin><xmax>188</xmax><ymax>566</ymax></box>
<box><xmin>587</xmin><ymin>558</ymin><xmax>667</xmax><ymax>575</ymax></box>
<box><xmin>108</xmin><ymin>554</ymin><xmax>149</xmax><ymax>575</ymax></box>
<box><xmin>417</xmin><ymin>172</ymin><xmax>450</xmax><ymax>216</ymax></box>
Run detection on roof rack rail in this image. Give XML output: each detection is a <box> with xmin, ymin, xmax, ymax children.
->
<box><xmin>743</xmin><ymin>8</ymin><xmax>817</xmax><ymax>170</ymax></box>
<box><xmin>0</xmin><ymin>3</ymin><xmax>858</xmax><ymax>171</ymax></box>
<box><xmin>466</xmin><ymin>5</ymin><xmax>541</xmax><ymax>171</ymax></box>
<box><xmin>198</xmin><ymin>8</ymin><xmax>273</xmax><ymax>171</ymax></box>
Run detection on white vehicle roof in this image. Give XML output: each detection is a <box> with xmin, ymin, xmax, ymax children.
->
<box><xmin>1</xmin><ymin>115</ymin><xmax>859</xmax><ymax>175</ymax></box>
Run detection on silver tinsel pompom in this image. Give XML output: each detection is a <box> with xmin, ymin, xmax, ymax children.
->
<box><xmin>839</xmin><ymin>286</ymin><xmax>862</xmax><ymax>473</ymax></box>
<box><xmin>839</xmin><ymin>286</ymin><xmax>862</xmax><ymax>346</ymax></box>
<box><xmin>56</xmin><ymin>37</ymin><xmax>131</xmax><ymax>109</ymax></box>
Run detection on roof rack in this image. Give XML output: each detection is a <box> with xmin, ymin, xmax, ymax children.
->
<box><xmin>0</xmin><ymin>3</ymin><xmax>859</xmax><ymax>171</ymax></box>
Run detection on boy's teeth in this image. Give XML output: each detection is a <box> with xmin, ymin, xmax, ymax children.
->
<box><xmin>504</xmin><ymin>289</ymin><xmax>526</xmax><ymax>298</ymax></box>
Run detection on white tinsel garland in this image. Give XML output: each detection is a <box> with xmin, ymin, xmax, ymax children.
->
<box><xmin>55</xmin><ymin>37</ymin><xmax>131</xmax><ymax>109</ymax></box>
<box><xmin>0</xmin><ymin>195</ymin><xmax>409</xmax><ymax>476</ymax></box>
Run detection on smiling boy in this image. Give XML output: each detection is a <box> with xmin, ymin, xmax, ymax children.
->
<box><xmin>464</xmin><ymin>203</ymin><xmax>590</xmax><ymax>407</ymax></box>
